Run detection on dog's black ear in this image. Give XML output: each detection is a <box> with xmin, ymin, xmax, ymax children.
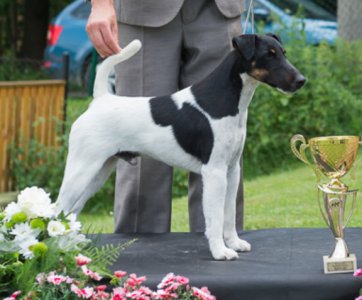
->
<box><xmin>266</xmin><ymin>33</ymin><xmax>282</xmax><ymax>44</ymax></box>
<box><xmin>232</xmin><ymin>34</ymin><xmax>256</xmax><ymax>61</ymax></box>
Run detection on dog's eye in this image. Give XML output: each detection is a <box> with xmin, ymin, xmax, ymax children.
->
<box><xmin>267</xmin><ymin>49</ymin><xmax>276</xmax><ymax>57</ymax></box>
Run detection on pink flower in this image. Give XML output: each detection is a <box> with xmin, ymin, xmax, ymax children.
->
<box><xmin>79</xmin><ymin>287</ymin><xmax>95</xmax><ymax>299</ymax></box>
<box><xmin>126</xmin><ymin>273</ymin><xmax>147</xmax><ymax>288</ymax></box>
<box><xmin>354</xmin><ymin>269</ymin><xmax>362</xmax><ymax>277</ymax></box>
<box><xmin>192</xmin><ymin>287</ymin><xmax>216</xmax><ymax>300</ymax></box>
<box><xmin>97</xmin><ymin>291</ymin><xmax>110</xmax><ymax>300</ymax></box>
<box><xmin>11</xmin><ymin>291</ymin><xmax>21</xmax><ymax>298</ymax></box>
<box><xmin>126</xmin><ymin>290</ymin><xmax>143</xmax><ymax>299</ymax></box>
<box><xmin>66</xmin><ymin>276</ymin><xmax>74</xmax><ymax>284</ymax></box>
<box><xmin>36</xmin><ymin>273</ymin><xmax>45</xmax><ymax>285</ymax></box>
<box><xmin>71</xmin><ymin>284</ymin><xmax>95</xmax><ymax>299</ymax></box>
<box><xmin>138</xmin><ymin>286</ymin><xmax>153</xmax><ymax>295</ymax></box>
<box><xmin>71</xmin><ymin>284</ymin><xmax>82</xmax><ymax>296</ymax></box>
<box><xmin>3</xmin><ymin>291</ymin><xmax>22</xmax><ymax>300</ymax></box>
<box><xmin>112</xmin><ymin>287</ymin><xmax>127</xmax><ymax>300</ymax></box>
<box><xmin>92</xmin><ymin>272</ymin><xmax>103</xmax><ymax>281</ymax></box>
<box><xmin>155</xmin><ymin>290</ymin><xmax>177</xmax><ymax>299</ymax></box>
<box><xmin>164</xmin><ymin>283</ymin><xmax>180</xmax><ymax>293</ymax></box>
<box><xmin>175</xmin><ymin>275</ymin><xmax>189</xmax><ymax>285</ymax></box>
<box><xmin>125</xmin><ymin>286</ymin><xmax>154</xmax><ymax>299</ymax></box>
<box><xmin>97</xmin><ymin>285</ymin><xmax>107</xmax><ymax>292</ymax></box>
<box><xmin>355</xmin><ymin>296</ymin><xmax>362</xmax><ymax>300</ymax></box>
<box><xmin>76</xmin><ymin>254</ymin><xmax>92</xmax><ymax>266</ymax></box>
<box><xmin>81</xmin><ymin>265</ymin><xmax>103</xmax><ymax>281</ymax></box>
<box><xmin>155</xmin><ymin>290</ymin><xmax>168</xmax><ymax>299</ymax></box>
<box><xmin>157</xmin><ymin>273</ymin><xmax>176</xmax><ymax>289</ymax></box>
<box><xmin>96</xmin><ymin>286</ymin><xmax>110</xmax><ymax>300</ymax></box>
<box><xmin>114</xmin><ymin>270</ymin><xmax>127</xmax><ymax>278</ymax></box>
<box><xmin>47</xmin><ymin>274</ymin><xmax>67</xmax><ymax>285</ymax></box>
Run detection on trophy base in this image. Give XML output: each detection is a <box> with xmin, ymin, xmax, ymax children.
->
<box><xmin>323</xmin><ymin>254</ymin><xmax>357</xmax><ymax>274</ymax></box>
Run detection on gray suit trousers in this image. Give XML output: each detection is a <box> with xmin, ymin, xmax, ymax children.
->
<box><xmin>114</xmin><ymin>0</ymin><xmax>244</xmax><ymax>233</ymax></box>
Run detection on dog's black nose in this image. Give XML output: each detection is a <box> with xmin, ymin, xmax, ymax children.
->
<box><xmin>295</xmin><ymin>75</ymin><xmax>306</xmax><ymax>89</ymax></box>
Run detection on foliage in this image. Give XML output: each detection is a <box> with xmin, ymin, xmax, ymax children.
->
<box><xmin>0</xmin><ymin>57</ymin><xmax>46</xmax><ymax>81</ymax></box>
<box><xmin>82</xmin><ymin>239</ymin><xmax>135</xmax><ymax>275</ymax></box>
<box><xmin>9</xmin><ymin>126</ymin><xmax>67</xmax><ymax>198</ymax></box>
<box><xmin>173</xmin><ymin>169</ymin><xmax>188</xmax><ymax>198</ymax></box>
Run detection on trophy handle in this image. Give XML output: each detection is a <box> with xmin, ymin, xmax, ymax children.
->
<box><xmin>317</xmin><ymin>187</ymin><xmax>330</xmax><ymax>227</ymax></box>
<box><xmin>344</xmin><ymin>189</ymin><xmax>358</xmax><ymax>229</ymax></box>
<box><xmin>349</xmin><ymin>139</ymin><xmax>362</xmax><ymax>181</ymax></box>
<box><xmin>290</xmin><ymin>134</ymin><xmax>320</xmax><ymax>181</ymax></box>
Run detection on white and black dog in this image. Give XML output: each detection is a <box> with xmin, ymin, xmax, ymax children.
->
<box><xmin>56</xmin><ymin>34</ymin><xmax>305</xmax><ymax>260</ymax></box>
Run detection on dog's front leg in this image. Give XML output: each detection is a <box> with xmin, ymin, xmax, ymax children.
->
<box><xmin>202</xmin><ymin>166</ymin><xmax>238</xmax><ymax>260</ymax></box>
<box><xmin>223</xmin><ymin>164</ymin><xmax>251</xmax><ymax>252</ymax></box>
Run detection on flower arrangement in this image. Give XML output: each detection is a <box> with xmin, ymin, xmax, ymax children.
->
<box><xmin>1</xmin><ymin>187</ymin><xmax>216</xmax><ymax>300</ymax></box>
<box><xmin>354</xmin><ymin>269</ymin><xmax>362</xmax><ymax>300</ymax></box>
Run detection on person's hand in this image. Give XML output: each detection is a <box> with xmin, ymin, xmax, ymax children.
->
<box><xmin>86</xmin><ymin>0</ymin><xmax>122</xmax><ymax>57</ymax></box>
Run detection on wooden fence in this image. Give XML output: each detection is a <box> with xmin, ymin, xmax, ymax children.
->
<box><xmin>0</xmin><ymin>80</ymin><xmax>66</xmax><ymax>192</ymax></box>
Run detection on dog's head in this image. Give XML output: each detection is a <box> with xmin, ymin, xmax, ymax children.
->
<box><xmin>232</xmin><ymin>34</ymin><xmax>306</xmax><ymax>93</ymax></box>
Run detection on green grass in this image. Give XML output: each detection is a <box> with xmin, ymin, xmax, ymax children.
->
<box><xmin>79</xmin><ymin>164</ymin><xmax>362</xmax><ymax>233</ymax></box>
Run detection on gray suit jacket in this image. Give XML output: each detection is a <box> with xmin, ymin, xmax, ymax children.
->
<box><xmin>115</xmin><ymin>0</ymin><xmax>245</xmax><ymax>27</ymax></box>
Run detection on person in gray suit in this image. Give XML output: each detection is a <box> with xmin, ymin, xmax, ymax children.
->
<box><xmin>86</xmin><ymin>0</ymin><xmax>245</xmax><ymax>233</ymax></box>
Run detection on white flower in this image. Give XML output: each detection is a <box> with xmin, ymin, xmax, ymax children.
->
<box><xmin>47</xmin><ymin>220</ymin><xmax>66</xmax><ymax>237</ymax></box>
<box><xmin>0</xmin><ymin>224</ymin><xmax>7</xmax><ymax>233</ymax></box>
<box><xmin>17</xmin><ymin>187</ymin><xmax>54</xmax><ymax>219</ymax></box>
<box><xmin>10</xmin><ymin>223</ymin><xmax>40</xmax><ymax>241</ymax></box>
<box><xmin>66</xmin><ymin>214</ymin><xmax>81</xmax><ymax>232</ymax></box>
<box><xmin>4</xmin><ymin>202</ymin><xmax>22</xmax><ymax>221</ymax></box>
<box><xmin>57</xmin><ymin>232</ymin><xmax>89</xmax><ymax>251</ymax></box>
<box><xmin>19</xmin><ymin>237</ymin><xmax>38</xmax><ymax>259</ymax></box>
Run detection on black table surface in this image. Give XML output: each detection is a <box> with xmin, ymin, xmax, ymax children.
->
<box><xmin>95</xmin><ymin>228</ymin><xmax>362</xmax><ymax>300</ymax></box>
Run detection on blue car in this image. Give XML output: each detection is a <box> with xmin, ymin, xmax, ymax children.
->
<box><xmin>244</xmin><ymin>0</ymin><xmax>337</xmax><ymax>44</ymax></box>
<box><xmin>44</xmin><ymin>0</ymin><xmax>93</xmax><ymax>89</ymax></box>
<box><xmin>44</xmin><ymin>0</ymin><xmax>336</xmax><ymax>89</ymax></box>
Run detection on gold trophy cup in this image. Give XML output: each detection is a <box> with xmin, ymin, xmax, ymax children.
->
<box><xmin>291</xmin><ymin>135</ymin><xmax>360</xmax><ymax>274</ymax></box>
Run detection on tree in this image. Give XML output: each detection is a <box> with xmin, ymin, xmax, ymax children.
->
<box><xmin>21</xmin><ymin>0</ymin><xmax>50</xmax><ymax>60</ymax></box>
<box><xmin>338</xmin><ymin>0</ymin><xmax>362</xmax><ymax>41</ymax></box>
<box><xmin>0</xmin><ymin>0</ymin><xmax>72</xmax><ymax>59</ymax></box>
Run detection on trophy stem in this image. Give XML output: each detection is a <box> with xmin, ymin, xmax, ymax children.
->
<box><xmin>330</xmin><ymin>238</ymin><xmax>349</xmax><ymax>259</ymax></box>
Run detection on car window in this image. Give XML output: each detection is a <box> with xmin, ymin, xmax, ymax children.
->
<box><xmin>71</xmin><ymin>3</ymin><xmax>91</xmax><ymax>19</ymax></box>
<box><xmin>268</xmin><ymin>0</ymin><xmax>336</xmax><ymax>21</ymax></box>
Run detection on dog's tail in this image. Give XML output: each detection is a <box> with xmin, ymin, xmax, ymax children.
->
<box><xmin>93</xmin><ymin>39</ymin><xmax>142</xmax><ymax>98</ymax></box>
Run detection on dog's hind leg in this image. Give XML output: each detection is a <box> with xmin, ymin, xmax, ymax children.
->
<box><xmin>201</xmin><ymin>165</ymin><xmax>238</xmax><ymax>260</ymax></box>
<box><xmin>56</xmin><ymin>154</ymin><xmax>117</xmax><ymax>215</ymax></box>
<box><xmin>223</xmin><ymin>164</ymin><xmax>251</xmax><ymax>252</ymax></box>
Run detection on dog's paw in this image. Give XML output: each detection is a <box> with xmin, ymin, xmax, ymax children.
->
<box><xmin>226</xmin><ymin>238</ymin><xmax>251</xmax><ymax>252</ymax></box>
<box><xmin>211</xmin><ymin>246</ymin><xmax>239</xmax><ymax>261</ymax></box>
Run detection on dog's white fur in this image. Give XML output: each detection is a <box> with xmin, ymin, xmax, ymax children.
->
<box><xmin>56</xmin><ymin>40</ymin><xmax>259</xmax><ymax>260</ymax></box>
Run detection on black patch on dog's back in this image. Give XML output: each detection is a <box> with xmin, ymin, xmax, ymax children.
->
<box><xmin>149</xmin><ymin>96</ymin><xmax>178</xmax><ymax>126</ymax></box>
<box><xmin>150</xmin><ymin>96</ymin><xmax>213</xmax><ymax>164</ymax></box>
<box><xmin>191</xmin><ymin>51</ymin><xmax>244</xmax><ymax>119</ymax></box>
